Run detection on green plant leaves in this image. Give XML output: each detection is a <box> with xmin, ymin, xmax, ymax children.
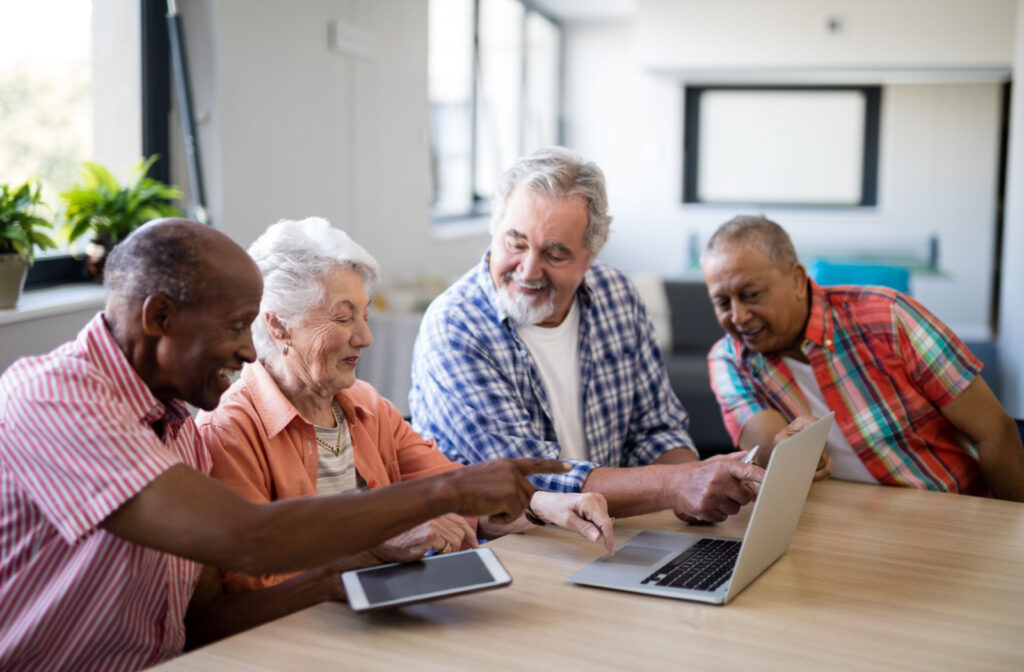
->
<box><xmin>59</xmin><ymin>154</ymin><xmax>183</xmax><ymax>244</ymax></box>
<box><xmin>0</xmin><ymin>180</ymin><xmax>56</xmax><ymax>263</ymax></box>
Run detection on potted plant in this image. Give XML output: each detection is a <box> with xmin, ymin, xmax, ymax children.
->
<box><xmin>60</xmin><ymin>155</ymin><xmax>183</xmax><ymax>281</ymax></box>
<box><xmin>0</xmin><ymin>180</ymin><xmax>57</xmax><ymax>308</ymax></box>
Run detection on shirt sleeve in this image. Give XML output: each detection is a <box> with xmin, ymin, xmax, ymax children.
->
<box><xmin>410</xmin><ymin>311</ymin><xmax>600</xmax><ymax>493</ymax></box>
<box><xmin>620</xmin><ymin>293</ymin><xmax>698</xmax><ymax>463</ymax></box>
<box><xmin>890</xmin><ymin>294</ymin><xmax>981</xmax><ymax>407</ymax></box>
<box><xmin>707</xmin><ymin>337</ymin><xmax>770</xmax><ymax>446</ymax></box>
<box><xmin>0</xmin><ymin>368</ymin><xmax>180</xmax><ymax>545</ymax></box>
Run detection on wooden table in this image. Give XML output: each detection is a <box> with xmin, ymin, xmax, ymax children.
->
<box><xmin>159</xmin><ymin>481</ymin><xmax>1024</xmax><ymax>671</ymax></box>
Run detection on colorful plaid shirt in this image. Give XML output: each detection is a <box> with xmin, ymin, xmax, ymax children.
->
<box><xmin>708</xmin><ymin>280</ymin><xmax>987</xmax><ymax>495</ymax></box>
<box><xmin>409</xmin><ymin>253</ymin><xmax>696</xmax><ymax>492</ymax></box>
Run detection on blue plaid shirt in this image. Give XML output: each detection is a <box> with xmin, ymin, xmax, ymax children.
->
<box><xmin>409</xmin><ymin>252</ymin><xmax>696</xmax><ymax>492</ymax></box>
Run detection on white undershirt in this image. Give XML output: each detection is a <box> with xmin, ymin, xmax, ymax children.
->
<box><xmin>781</xmin><ymin>357</ymin><xmax>878</xmax><ymax>484</ymax></box>
<box><xmin>517</xmin><ymin>299</ymin><xmax>588</xmax><ymax>461</ymax></box>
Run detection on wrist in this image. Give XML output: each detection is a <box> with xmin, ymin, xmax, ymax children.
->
<box><xmin>525</xmin><ymin>491</ymin><xmax>551</xmax><ymax>525</ymax></box>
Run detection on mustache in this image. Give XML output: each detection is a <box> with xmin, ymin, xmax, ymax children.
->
<box><xmin>501</xmin><ymin>271</ymin><xmax>553</xmax><ymax>291</ymax></box>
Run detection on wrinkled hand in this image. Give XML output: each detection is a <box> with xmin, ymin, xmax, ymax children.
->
<box><xmin>772</xmin><ymin>415</ymin><xmax>832</xmax><ymax>481</ymax></box>
<box><xmin>445</xmin><ymin>458</ymin><xmax>570</xmax><ymax>523</ymax></box>
<box><xmin>386</xmin><ymin>513</ymin><xmax>478</xmax><ymax>555</ymax></box>
<box><xmin>529</xmin><ymin>491</ymin><xmax>615</xmax><ymax>554</ymax></box>
<box><xmin>665</xmin><ymin>457</ymin><xmax>764</xmax><ymax>524</ymax></box>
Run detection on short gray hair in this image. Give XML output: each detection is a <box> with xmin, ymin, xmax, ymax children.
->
<box><xmin>247</xmin><ymin>217</ymin><xmax>380</xmax><ymax>360</ymax></box>
<box><xmin>105</xmin><ymin>219</ymin><xmax>204</xmax><ymax>306</ymax></box>
<box><xmin>490</xmin><ymin>146</ymin><xmax>612</xmax><ymax>260</ymax></box>
<box><xmin>702</xmin><ymin>215</ymin><xmax>799</xmax><ymax>269</ymax></box>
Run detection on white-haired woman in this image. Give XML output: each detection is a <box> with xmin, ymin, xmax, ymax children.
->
<box><xmin>196</xmin><ymin>217</ymin><xmax>612</xmax><ymax>595</ymax></box>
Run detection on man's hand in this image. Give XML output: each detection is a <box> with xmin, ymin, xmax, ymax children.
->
<box><xmin>529</xmin><ymin>491</ymin><xmax>615</xmax><ymax>554</ymax></box>
<box><xmin>444</xmin><ymin>458</ymin><xmax>570</xmax><ymax>523</ymax></box>
<box><xmin>771</xmin><ymin>415</ymin><xmax>832</xmax><ymax>481</ymax></box>
<box><xmin>386</xmin><ymin>514</ymin><xmax>478</xmax><ymax>555</ymax></box>
<box><xmin>663</xmin><ymin>457</ymin><xmax>764</xmax><ymax>524</ymax></box>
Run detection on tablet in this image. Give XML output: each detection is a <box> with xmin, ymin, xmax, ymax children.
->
<box><xmin>342</xmin><ymin>547</ymin><xmax>512</xmax><ymax>612</ymax></box>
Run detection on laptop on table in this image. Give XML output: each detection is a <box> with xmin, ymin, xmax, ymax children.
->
<box><xmin>567</xmin><ymin>412</ymin><xmax>834</xmax><ymax>605</ymax></box>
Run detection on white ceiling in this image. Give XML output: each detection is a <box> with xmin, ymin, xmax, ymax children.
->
<box><xmin>528</xmin><ymin>0</ymin><xmax>638</xmax><ymax>23</ymax></box>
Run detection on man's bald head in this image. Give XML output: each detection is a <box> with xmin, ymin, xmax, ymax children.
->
<box><xmin>105</xmin><ymin>218</ymin><xmax>260</xmax><ymax>311</ymax></box>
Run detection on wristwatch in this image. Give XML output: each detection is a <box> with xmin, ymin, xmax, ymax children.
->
<box><xmin>524</xmin><ymin>505</ymin><xmax>548</xmax><ymax>526</ymax></box>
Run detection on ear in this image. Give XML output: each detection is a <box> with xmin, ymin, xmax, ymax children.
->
<box><xmin>791</xmin><ymin>263</ymin><xmax>809</xmax><ymax>299</ymax></box>
<box><xmin>140</xmin><ymin>294</ymin><xmax>178</xmax><ymax>337</ymax></box>
<box><xmin>264</xmin><ymin>312</ymin><xmax>289</xmax><ymax>341</ymax></box>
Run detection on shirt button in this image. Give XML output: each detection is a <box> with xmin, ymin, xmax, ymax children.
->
<box><xmin>825</xmin><ymin>339</ymin><xmax>833</xmax><ymax>347</ymax></box>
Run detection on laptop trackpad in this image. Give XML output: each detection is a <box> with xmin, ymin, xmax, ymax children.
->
<box><xmin>598</xmin><ymin>545</ymin><xmax>671</xmax><ymax>566</ymax></box>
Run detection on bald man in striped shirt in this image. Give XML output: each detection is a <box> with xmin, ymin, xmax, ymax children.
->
<box><xmin>0</xmin><ymin>219</ymin><xmax>562</xmax><ymax>670</ymax></box>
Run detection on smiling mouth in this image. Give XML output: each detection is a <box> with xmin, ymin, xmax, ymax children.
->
<box><xmin>737</xmin><ymin>326</ymin><xmax>765</xmax><ymax>340</ymax></box>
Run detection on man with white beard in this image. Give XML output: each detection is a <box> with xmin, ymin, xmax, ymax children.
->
<box><xmin>410</xmin><ymin>147</ymin><xmax>770</xmax><ymax>524</ymax></box>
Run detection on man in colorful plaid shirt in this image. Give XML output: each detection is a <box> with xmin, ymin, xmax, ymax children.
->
<box><xmin>411</xmin><ymin>147</ymin><xmax>769</xmax><ymax>525</ymax></box>
<box><xmin>702</xmin><ymin>215</ymin><xmax>1024</xmax><ymax>501</ymax></box>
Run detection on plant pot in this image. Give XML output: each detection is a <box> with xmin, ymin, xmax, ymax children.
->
<box><xmin>0</xmin><ymin>252</ymin><xmax>29</xmax><ymax>309</ymax></box>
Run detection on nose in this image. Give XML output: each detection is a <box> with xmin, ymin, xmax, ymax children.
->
<box><xmin>517</xmin><ymin>250</ymin><xmax>544</xmax><ymax>282</ymax></box>
<box><xmin>353</xmin><ymin>317</ymin><xmax>373</xmax><ymax>349</ymax></box>
<box><xmin>731</xmin><ymin>301</ymin><xmax>752</xmax><ymax>327</ymax></box>
<box><xmin>240</xmin><ymin>329</ymin><xmax>257</xmax><ymax>363</ymax></box>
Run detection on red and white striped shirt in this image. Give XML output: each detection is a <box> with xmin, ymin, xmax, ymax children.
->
<box><xmin>0</xmin><ymin>313</ymin><xmax>211</xmax><ymax>671</ymax></box>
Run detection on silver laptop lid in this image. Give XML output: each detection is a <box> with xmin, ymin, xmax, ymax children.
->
<box><xmin>724</xmin><ymin>411</ymin><xmax>835</xmax><ymax>601</ymax></box>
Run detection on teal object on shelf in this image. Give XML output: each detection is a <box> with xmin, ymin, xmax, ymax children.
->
<box><xmin>809</xmin><ymin>260</ymin><xmax>910</xmax><ymax>294</ymax></box>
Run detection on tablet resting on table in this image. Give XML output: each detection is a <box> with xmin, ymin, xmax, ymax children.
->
<box><xmin>342</xmin><ymin>547</ymin><xmax>512</xmax><ymax>612</ymax></box>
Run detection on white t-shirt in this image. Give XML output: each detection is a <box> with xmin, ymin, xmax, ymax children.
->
<box><xmin>517</xmin><ymin>299</ymin><xmax>588</xmax><ymax>461</ymax></box>
<box><xmin>781</xmin><ymin>357</ymin><xmax>878</xmax><ymax>484</ymax></box>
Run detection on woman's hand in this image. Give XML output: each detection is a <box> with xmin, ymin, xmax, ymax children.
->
<box><xmin>385</xmin><ymin>513</ymin><xmax>478</xmax><ymax>555</ymax></box>
<box><xmin>528</xmin><ymin>491</ymin><xmax>615</xmax><ymax>554</ymax></box>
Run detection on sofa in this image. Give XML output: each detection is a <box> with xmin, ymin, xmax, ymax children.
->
<box><xmin>661</xmin><ymin>279</ymin><xmax>735</xmax><ymax>457</ymax></box>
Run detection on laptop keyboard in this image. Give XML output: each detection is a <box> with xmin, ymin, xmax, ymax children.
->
<box><xmin>640</xmin><ymin>538</ymin><xmax>742</xmax><ymax>592</ymax></box>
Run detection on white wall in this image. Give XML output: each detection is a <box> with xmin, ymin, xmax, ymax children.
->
<box><xmin>176</xmin><ymin>0</ymin><xmax>488</xmax><ymax>291</ymax></box>
<box><xmin>636</xmin><ymin>0</ymin><xmax>1015</xmax><ymax>75</ymax></box>
<box><xmin>999</xmin><ymin>0</ymin><xmax>1024</xmax><ymax>417</ymax></box>
<box><xmin>562</xmin><ymin>6</ymin><xmax>1006</xmax><ymax>336</ymax></box>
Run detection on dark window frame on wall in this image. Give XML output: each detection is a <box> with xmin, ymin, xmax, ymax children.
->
<box><xmin>24</xmin><ymin>0</ymin><xmax>172</xmax><ymax>290</ymax></box>
<box><xmin>429</xmin><ymin>0</ymin><xmax>564</xmax><ymax>223</ymax></box>
<box><xmin>682</xmin><ymin>84</ymin><xmax>881</xmax><ymax>208</ymax></box>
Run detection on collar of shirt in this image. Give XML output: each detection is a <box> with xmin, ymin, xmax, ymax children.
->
<box><xmin>87</xmin><ymin>312</ymin><xmax>190</xmax><ymax>440</ymax></box>
<box><xmin>240</xmin><ymin>359</ymin><xmax>374</xmax><ymax>439</ymax></box>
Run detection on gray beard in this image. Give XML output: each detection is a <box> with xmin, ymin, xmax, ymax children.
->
<box><xmin>494</xmin><ymin>284</ymin><xmax>556</xmax><ymax>325</ymax></box>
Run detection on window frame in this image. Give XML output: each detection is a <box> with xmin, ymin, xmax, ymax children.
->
<box><xmin>682</xmin><ymin>84</ymin><xmax>881</xmax><ymax>208</ymax></box>
<box><xmin>429</xmin><ymin>0</ymin><xmax>564</xmax><ymax>224</ymax></box>
<box><xmin>23</xmin><ymin>0</ymin><xmax>171</xmax><ymax>290</ymax></box>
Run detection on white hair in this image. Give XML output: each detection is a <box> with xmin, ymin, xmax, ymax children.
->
<box><xmin>490</xmin><ymin>146</ymin><xmax>612</xmax><ymax>260</ymax></box>
<box><xmin>247</xmin><ymin>217</ymin><xmax>380</xmax><ymax>360</ymax></box>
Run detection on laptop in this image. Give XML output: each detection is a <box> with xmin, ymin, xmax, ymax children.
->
<box><xmin>567</xmin><ymin>412</ymin><xmax>834</xmax><ymax>605</ymax></box>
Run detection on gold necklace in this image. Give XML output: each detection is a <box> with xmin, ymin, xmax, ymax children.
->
<box><xmin>315</xmin><ymin>400</ymin><xmax>344</xmax><ymax>457</ymax></box>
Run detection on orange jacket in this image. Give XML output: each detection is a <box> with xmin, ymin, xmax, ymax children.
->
<box><xmin>196</xmin><ymin>360</ymin><xmax>467</xmax><ymax>592</ymax></box>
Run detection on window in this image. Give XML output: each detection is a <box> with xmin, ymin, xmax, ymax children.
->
<box><xmin>683</xmin><ymin>86</ymin><xmax>881</xmax><ymax>207</ymax></box>
<box><xmin>0</xmin><ymin>0</ymin><xmax>168</xmax><ymax>289</ymax></box>
<box><xmin>429</xmin><ymin>0</ymin><xmax>562</xmax><ymax>221</ymax></box>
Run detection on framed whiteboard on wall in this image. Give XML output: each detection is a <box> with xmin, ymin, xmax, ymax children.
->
<box><xmin>683</xmin><ymin>86</ymin><xmax>881</xmax><ymax>207</ymax></box>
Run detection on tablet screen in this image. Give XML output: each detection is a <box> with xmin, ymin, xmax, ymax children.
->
<box><xmin>343</xmin><ymin>548</ymin><xmax>511</xmax><ymax>611</ymax></box>
<box><xmin>361</xmin><ymin>552</ymin><xmax>494</xmax><ymax>603</ymax></box>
